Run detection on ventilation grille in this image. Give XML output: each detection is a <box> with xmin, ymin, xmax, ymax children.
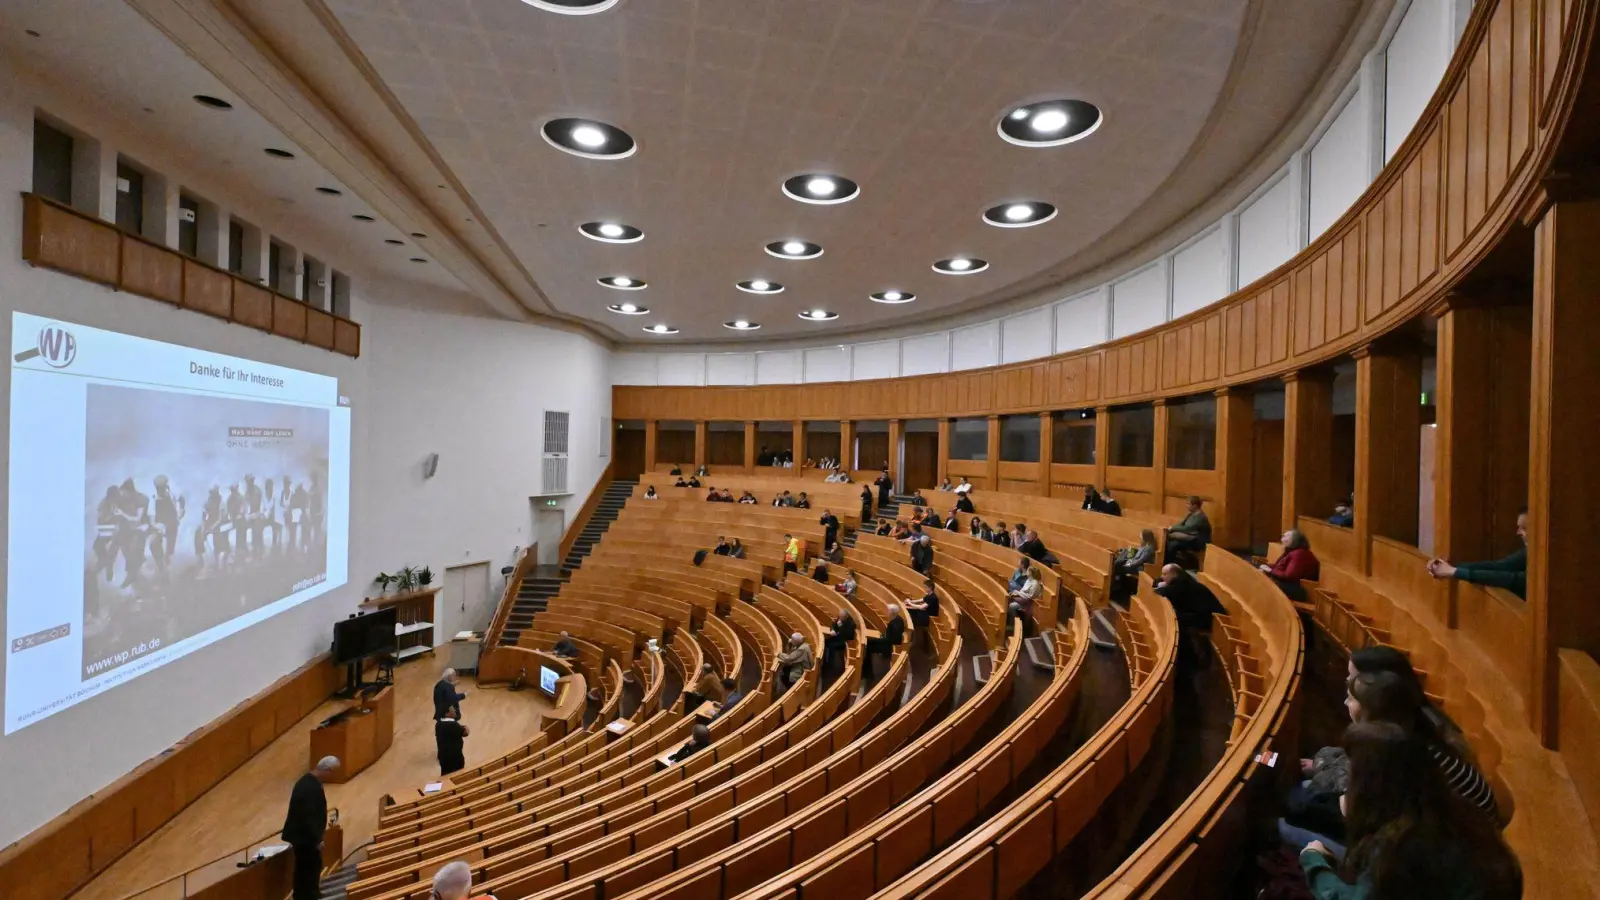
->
<box><xmin>543</xmin><ymin>410</ymin><xmax>570</xmax><ymax>454</ymax></box>
<box><xmin>542</xmin><ymin>456</ymin><xmax>568</xmax><ymax>495</ymax></box>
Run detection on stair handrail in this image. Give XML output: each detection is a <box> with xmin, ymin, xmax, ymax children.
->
<box><xmin>485</xmin><ymin>545</ymin><xmax>537</xmax><ymax>651</ymax></box>
<box><xmin>108</xmin><ymin>827</ymin><xmax>301</xmax><ymax>900</ymax></box>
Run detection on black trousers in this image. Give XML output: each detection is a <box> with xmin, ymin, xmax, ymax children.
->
<box><xmin>862</xmin><ymin>637</ymin><xmax>896</xmax><ymax>678</ymax></box>
<box><xmin>823</xmin><ymin>637</ymin><xmax>848</xmax><ymax>668</ymax></box>
<box><xmin>1270</xmin><ymin>576</ymin><xmax>1308</xmax><ymax>603</ymax></box>
<box><xmin>292</xmin><ymin>843</ymin><xmax>322</xmax><ymax>900</ymax></box>
<box><xmin>1163</xmin><ymin>537</ymin><xmax>1206</xmax><ymax>567</ymax></box>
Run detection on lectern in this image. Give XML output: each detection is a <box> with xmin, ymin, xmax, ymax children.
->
<box><xmin>308</xmin><ymin>686</ymin><xmax>393</xmax><ymax>783</ymax></box>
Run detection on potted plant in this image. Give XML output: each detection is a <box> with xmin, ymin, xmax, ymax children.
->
<box><xmin>395</xmin><ymin>566</ymin><xmax>420</xmax><ymax>594</ymax></box>
<box><xmin>374</xmin><ymin>572</ymin><xmax>395</xmax><ymax>594</ymax></box>
<box><xmin>418</xmin><ymin>566</ymin><xmax>434</xmax><ymax>588</ymax></box>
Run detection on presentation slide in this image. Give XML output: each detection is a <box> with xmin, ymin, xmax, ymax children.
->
<box><xmin>5</xmin><ymin>313</ymin><xmax>351</xmax><ymax>734</ymax></box>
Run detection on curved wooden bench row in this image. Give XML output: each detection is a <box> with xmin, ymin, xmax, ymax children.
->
<box><xmin>627</xmin><ymin>490</ymin><xmax>864</xmax><ymax>532</ymax></box>
<box><xmin>863</xmin><ymin>578</ymin><xmax>1178</xmax><ymax>900</ymax></box>
<box><xmin>582</xmin><ymin>546</ymin><xmax>765</xmax><ymax>601</ymax></box>
<box><xmin>636</xmin><ymin>479</ymin><xmax>874</xmax><ymax>511</ymax></box>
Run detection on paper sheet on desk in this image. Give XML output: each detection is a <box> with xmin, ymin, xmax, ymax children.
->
<box><xmin>256</xmin><ymin>844</ymin><xmax>289</xmax><ymax>859</ymax></box>
<box><xmin>423</xmin><ymin>782</ymin><xmax>444</xmax><ymax>793</ymax></box>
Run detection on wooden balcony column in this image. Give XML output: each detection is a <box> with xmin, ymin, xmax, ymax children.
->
<box><xmin>985</xmin><ymin>415</ymin><xmax>1001</xmax><ymax>489</ymax></box>
<box><xmin>1352</xmin><ymin>341</ymin><xmax>1424</xmax><ymax>572</ymax></box>
<box><xmin>1214</xmin><ymin>387</ymin><xmax>1255</xmax><ymax>549</ymax></box>
<box><xmin>1152</xmin><ymin>399</ymin><xmax>1170</xmax><ymax>515</ymax></box>
<box><xmin>887</xmin><ymin>418</ymin><xmax>904</xmax><ymax>489</ymax></box>
<box><xmin>693</xmin><ymin>421</ymin><xmax>708</xmax><ymax>469</ymax></box>
<box><xmin>1281</xmin><ymin>371</ymin><xmax>1335</xmax><ymax>532</ymax></box>
<box><xmin>643</xmin><ymin>420</ymin><xmax>659</xmax><ymax>472</ymax></box>
<box><xmin>936</xmin><ymin>419</ymin><xmax>951</xmax><ymax>484</ymax></box>
<box><xmin>1037</xmin><ymin>411</ymin><xmax>1054</xmax><ymax>497</ymax></box>
<box><xmin>744</xmin><ymin>422</ymin><xmax>757</xmax><ymax>471</ymax></box>
<box><xmin>1094</xmin><ymin>407</ymin><xmax>1111</xmax><ymax>490</ymax></box>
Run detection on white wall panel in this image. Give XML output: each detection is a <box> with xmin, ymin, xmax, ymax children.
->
<box><xmin>706</xmin><ymin>352</ymin><xmax>755</xmax><ymax>385</ymax></box>
<box><xmin>1001</xmin><ymin>307</ymin><xmax>1053</xmax><ymax>363</ymax></box>
<box><xmin>1171</xmin><ymin>227</ymin><xmax>1227</xmax><ymax>318</ymax></box>
<box><xmin>1054</xmin><ymin>289</ymin><xmax>1109</xmax><ymax>352</ymax></box>
<box><xmin>901</xmin><ymin>333</ymin><xmax>951</xmax><ymax>376</ymax></box>
<box><xmin>1237</xmin><ymin>171</ymin><xmax>1296</xmax><ymax>288</ymax></box>
<box><xmin>1309</xmin><ymin>85</ymin><xmax>1370</xmax><ymax>237</ymax></box>
<box><xmin>658</xmin><ymin>353</ymin><xmax>707</xmax><ymax>386</ymax></box>
<box><xmin>852</xmin><ymin>341</ymin><xmax>900</xmax><ymax>381</ymax></box>
<box><xmin>611</xmin><ymin>352</ymin><xmax>658</xmax><ymax>386</ymax></box>
<box><xmin>755</xmin><ymin>350</ymin><xmax>803</xmax><ymax>384</ymax></box>
<box><xmin>803</xmin><ymin>346</ymin><xmax>851</xmax><ymax>383</ymax></box>
<box><xmin>1385</xmin><ymin>0</ymin><xmax>1449</xmax><ymax>160</ymax></box>
<box><xmin>951</xmin><ymin>321</ymin><xmax>1001</xmax><ymax>371</ymax></box>
<box><xmin>1111</xmin><ymin>263</ymin><xmax>1167</xmax><ymax>338</ymax></box>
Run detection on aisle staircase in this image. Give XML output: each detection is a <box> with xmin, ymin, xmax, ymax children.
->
<box><xmin>318</xmin><ymin>848</ymin><xmax>366</xmax><ymax>899</ymax></box>
<box><xmin>843</xmin><ymin>492</ymin><xmax>901</xmax><ymax>548</ymax></box>
<box><xmin>498</xmin><ymin>478</ymin><xmax>636</xmax><ymax>647</ymax></box>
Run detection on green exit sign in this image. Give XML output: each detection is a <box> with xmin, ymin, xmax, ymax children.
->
<box><xmin>543</xmin><ymin>499</ymin><xmax>559</xmax><ymax>507</ymax></box>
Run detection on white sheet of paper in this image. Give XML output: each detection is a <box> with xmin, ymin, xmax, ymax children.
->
<box><xmin>423</xmin><ymin>782</ymin><xmax>444</xmax><ymax>793</ymax></box>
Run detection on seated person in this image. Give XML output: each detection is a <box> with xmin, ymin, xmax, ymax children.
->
<box><xmin>1007</xmin><ymin>566</ymin><xmax>1042</xmax><ymax>630</ymax></box>
<box><xmin>1163</xmin><ymin>496</ymin><xmax>1212</xmax><ymax>566</ymax></box>
<box><xmin>875</xmin><ymin>518</ymin><xmax>894</xmax><ymax>536</ymax></box>
<box><xmin>1153</xmin><ymin>564</ymin><xmax>1226</xmax><ymax>672</ymax></box>
<box><xmin>681</xmin><ymin>662</ymin><xmax>727</xmax><ymax>710</ymax></box>
<box><xmin>899</xmin><ymin>522</ymin><xmax>922</xmax><ymax>543</ymax></box>
<box><xmin>954</xmin><ymin>477</ymin><xmax>973</xmax><ymax>495</ymax></box>
<box><xmin>910</xmin><ymin>490</ymin><xmax>928</xmax><ymax>507</ymax></box>
<box><xmin>719</xmin><ymin>488</ymin><xmax>735</xmax><ymax>502</ymax></box>
<box><xmin>1008</xmin><ymin>556</ymin><xmax>1031</xmax><ymax>592</ymax></box>
<box><xmin>922</xmin><ymin>509</ymin><xmax>944</xmax><ymax>530</ymax></box>
<box><xmin>695</xmin><ymin>464</ymin><xmax>709</xmax><ymax>477</ymax></box>
<box><xmin>862</xmin><ymin>604</ymin><xmax>905</xmax><ymax>680</ymax></box>
<box><xmin>804</xmin><ymin>458</ymin><xmax>816</xmax><ymax>470</ymax></box>
<box><xmin>686</xmin><ymin>476</ymin><xmax>702</xmax><ymax>488</ymax></box>
<box><xmin>706</xmin><ymin>487</ymin><xmax>720</xmax><ymax>502</ymax></box>
<box><xmin>1113</xmin><ymin>530</ymin><xmax>1159</xmax><ymax>605</ymax></box>
<box><xmin>711</xmin><ymin>678</ymin><xmax>742</xmax><ymax>719</ymax></box>
<box><xmin>1260</xmin><ymin>528</ymin><xmax>1320</xmax><ymax>601</ymax></box>
<box><xmin>822</xmin><ymin>608</ymin><xmax>857</xmax><ymax>668</ymax></box>
<box><xmin>775</xmin><ymin>632</ymin><xmax>814</xmax><ymax>689</ymax></box>
<box><xmin>1082</xmin><ymin>484</ymin><xmax>1105</xmax><ymax>511</ymax></box>
<box><xmin>811</xmin><ymin>557</ymin><xmax>831</xmax><ymax>583</ymax></box>
<box><xmin>713</xmin><ymin>536</ymin><xmax>731</xmax><ymax>556</ymax></box>
<box><xmin>1009</xmin><ymin>523</ymin><xmax>1029</xmax><ymax>549</ymax></box>
<box><xmin>1426</xmin><ymin>509</ymin><xmax>1527</xmax><ymax>599</ymax></box>
<box><xmin>969</xmin><ymin>516</ymin><xmax>986</xmax><ymax>538</ymax></box>
<box><xmin>794</xmin><ymin>492</ymin><xmax>811</xmax><ymax>509</ymax></box>
<box><xmin>739</xmin><ymin>490</ymin><xmax>758</xmax><ymax>504</ymax></box>
<box><xmin>1328</xmin><ymin>497</ymin><xmax>1355</xmax><ymax>527</ymax></box>
<box><xmin>992</xmin><ymin>521</ymin><xmax>1012</xmax><ymax>548</ymax></box>
<box><xmin>644</xmin><ymin>485</ymin><xmax>659</xmax><ymax>500</ymax></box>
<box><xmin>1297</xmin><ymin>722</ymin><xmax>1520</xmax><ymax>900</ymax></box>
<box><xmin>674</xmin><ymin>477</ymin><xmax>689</xmax><ymax>488</ymax></box>
<box><xmin>944</xmin><ymin>509</ymin><xmax>960</xmax><ymax>531</ymax></box>
<box><xmin>939</xmin><ymin>477</ymin><xmax>955</xmax><ymax>492</ymax></box>
<box><xmin>552</xmin><ymin>631</ymin><xmax>578</xmax><ymax>658</ymax></box>
<box><xmin>669</xmin><ymin>723</ymin><xmax>712</xmax><ymax>763</ymax></box>
<box><xmin>834</xmin><ymin>469</ymin><xmax>852</xmax><ymax>483</ymax></box>
<box><xmin>1018</xmin><ymin>529</ymin><xmax>1057</xmax><ymax>566</ymax></box>
<box><xmin>910</xmin><ymin>533</ymin><xmax>934</xmax><ymax>575</ymax></box>
<box><xmin>835</xmin><ymin>569</ymin><xmax>858</xmax><ymax>597</ymax></box>
<box><xmin>727</xmin><ymin>538</ymin><xmax>746</xmax><ymax>559</ymax></box>
<box><xmin>1100</xmin><ymin>489</ymin><xmax>1122</xmax><ymax>517</ymax></box>
<box><xmin>822</xmin><ymin>541</ymin><xmax>844</xmax><ymax>565</ymax></box>
<box><xmin>430</xmin><ymin>860</ymin><xmax>498</xmax><ymax>900</ymax></box>
<box><xmin>669</xmin><ymin>464</ymin><xmax>683</xmax><ymax>476</ymax></box>
<box><xmin>955</xmin><ymin>492</ymin><xmax>975</xmax><ymax>514</ymax></box>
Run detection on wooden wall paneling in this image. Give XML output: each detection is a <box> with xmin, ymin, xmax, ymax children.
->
<box><xmin>902</xmin><ymin>432</ymin><xmax>938</xmax><ymax>492</ymax></box>
<box><xmin>120</xmin><ymin>234</ymin><xmax>183</xmax><ymax>305</ymax></box>
<box><xmin>1447</xmin><ymin>70</ymin><xmax>1472</xmax><ymax>255</ymax></box>
<box><xmin>743</xmin><ymin>422</ymin><xmax>757</xmax><ymax>470</ymax></box>
<box><xmin>272</xmin><ymin>294</ymin><xmax>307</xmax><ymax>341</ymax></box>
<box><xmin>644</xmin><ymin>420</ymin><xmax>659</xmax><ymax>472</ymax></box>
<box><xmin>840</xmin><ymin>420</ymin><xmax>856</xmax><ymax>471</ymax></box>
<box><xmin>937</xmin><ymin>419</ymin><xmax>950</xmax><ymax>484</ymax></box>
<box><xmin>888</xmin><ymin>419</ymin><xmax>904</xmax><ymax>487</ymax></box>
<box><xmin>1250</xmin><ymin>421</ymin><xmax>1286</xmax><ymax>548</ymax></box>
<box><xmin>1151</xmin><ymin>401</ymin><xmax>1169</xmax><ymax>515</ymax></box>
<box><xmin>1468</xmin><ymin>41</ymin><xmax>1492</xmax><ymax>233</ymax></box>
<box><xmin>182</xmin><ymin>259</ymin><xmax>233</xmax><ymax>319</ymax></box>
<box><xmin>694</xmin><ymin>421</ymin><xmax>708</xmax><ymax>468</ymax></box>
<box><xmin>1094</xmin><ymin>407</ymin><xmax>1110</xmax><ymax>490</ymax></box>
<box><xmin>985</xmin><ymin>416</ymin><xmax>1001</xmax><ymax>490</ymax></box>
<box><xmin>1557</xmin><ymin>649</ymin><xmax>1600</xmax><ymax>828</ymax></box>
<box><xmin>1214</xmin><ymin>389</ymin><xmax>1254</xmax><ymax>549</ymax></box>
<box><xmin>1488</xmin><ymin>1</ymin><xmax>1513</xmax><ymax>200</ymax></box>
<box><xmin>232</xmin><ymin>282</ymin><xmax>272</xmax><ymax>331</ymax></box>
<box><xmin>305</xmin><ymin>307</ymin><xmax>335</xmax><ymax>350</ymax></box>
<box><xmin>1283</xmin><ymin>372</ymin><xmax>1335</xmax><ymax>531</ymax></box>
<box><xmin>1352</xmin><ymin>346</ymin><xmax>1424</xmax><ymax>569</ymax></box>
<box><xmin>1433</xmin><ymin>296</ymin><xmax>1494</xmax><ymax>625</ymax></box>
<box><xmin>1036</xmin><ymin>412</ymin><xmax>1053</xmax><ymax>491</ymax></box>
<box><xmin>21</xmin><ymin>193</ymin><xmax>121</xmax><ymax>287</ymax></box>
<box><xmin>1526</xmin><ymin>195</ymin><xmax>1600</xmax><ymax>745</ymax></box>
<box><xmin>1510</xmin><ymin>0</ymin><xmax>1533</xmax><ymax>167</ymax></box>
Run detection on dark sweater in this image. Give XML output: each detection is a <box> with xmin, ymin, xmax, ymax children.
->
<box><xmin>281</xmin><ymin>773</ymin><xmax>326</xmax><ymax>849</ymax></box>
<box><xmin>1454</xmin><ymin>547</ymin><xmax>1526</xmax><ymax>599</ymax></box>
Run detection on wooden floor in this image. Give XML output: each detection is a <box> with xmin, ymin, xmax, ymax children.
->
<box><xmin>71</xmin><ymin>657</ymin><xmax>552</xmax><ymax>900</ymax></box>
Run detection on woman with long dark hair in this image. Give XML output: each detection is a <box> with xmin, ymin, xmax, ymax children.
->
<box><xmin>1300</xmin><ymin>721</ymin><xmax>1521</xmax><ymax>899</ymax></box>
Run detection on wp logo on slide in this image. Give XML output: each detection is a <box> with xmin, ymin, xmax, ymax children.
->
<box><xmin>13</xmin><ymin>322</ymin><xmax>78</xmax><ymax>368</ymax></box>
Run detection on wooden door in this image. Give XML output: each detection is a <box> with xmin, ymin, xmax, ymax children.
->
<box><xmin>614</xmin><ymin>428</ymin><xmax>646</xmax><ymax>478</ymax></box>
<box><xmin>903</xmin><ymin>433</ymin><xmax>938</xmax><ymax>491</ymax></box>
<box><xmin>858</xmin><ymin>433</ymin><xmax>890</xmax><ymax>472</ymax></box>
<box><xmin>1250</xmin><ymin>420</ymin><xmax>1285</xmax><ymax>550</ymax></box>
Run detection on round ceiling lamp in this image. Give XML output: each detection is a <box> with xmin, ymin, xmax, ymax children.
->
<box><xmin>643</xmin><ymin>323</ymin><xmax>679</xmax><ymax>335</ymax></box>
<box><xmin>765</xmin><ymin>240</ymin><xmax>823</xmax><ymax>260</ymax></box>
<box><xmin>598</xmin><ymin>275</ymin><xmax>647</xmax><ymax>290</ymax></box>
<box><xmin>781</xmin><ymin>173</ymin><xmax>860</xmax><ymax>205</ymax></box>
<box><xmin>723</xmin><ymin>319</ymin><xmax>761</xmax><ymax>331</ymax></box>
<box><xmin>998</xmin><ymin>99</ymin><xmax>1103</xmax><ymax>147</ymax></box>
<box><xmin>608</xmin><ymin>302</ymin><xmax>649</xmax><ymax>315</ymax></box>
<box><xmin>579</xmin><ymin>221</ymin><xmax>643</xmax><ymax>243</ymax></box>
<box><xmin>797</xmin><ymin>309</ymin><xmax>839</xmax><ymax>321</ymax></box>
<box><xmin>870</xmin><ymin>290</ymin><xmax>916</xmax><ymax>304</ymax></box>
<box><xmin>541</xmin><ymin>117</ymin><xmax>636</xmax><ymax>159</ymax></box>
<box><xmin>520</xmin><ymin>0</ymin><xmax>622</xmax><ymax>13</ymax></box>
<box><xmin>932</xmin><ymin>257</ymin><xmax>990</xmax><ymax>275</ymax></box>
<box><xmin>983</xmin><ymin>201</ymin><xmax>1056</xmax><ymax>228</ymax></box>
<box><xmin>737</xmin><ymin>280</ymin><xmax>785</xmax><ymax>294</ymax></box>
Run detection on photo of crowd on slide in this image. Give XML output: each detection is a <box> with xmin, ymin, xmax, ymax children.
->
<box><xmin>81</xmin><ymin>384</ymin><xmax>331</xmax><ymax>680</ymax></box>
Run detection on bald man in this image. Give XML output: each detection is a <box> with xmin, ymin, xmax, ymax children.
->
<box><xmin>284</xmin><ymin>755</ymin><xmax>339</xmax><ymax>900</ymax></box>
<box><xmin>433</xmin><ymin>667</ymin><xmax>467</xmax><ymax>720</ymax></box>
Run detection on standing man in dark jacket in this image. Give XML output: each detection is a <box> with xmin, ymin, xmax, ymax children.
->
<box><xmin>435</xmin><ymin>716</ymin><xmax>470</xmax><ymax>776</ymax></box>
<box><xmin>283</xmin><ymin>756</ymin><xmax>339</xmax><ymax>899</ymax></box>
<box><xmin>875</xmin><ymin>469</ymin><xmax>894</xmax><ymax>507</ymax></box>
<box><xmin>819</xmin><ymin>510</ymin><xmax>840</xmax><ymax>549</ymax></box>
<box><xmin>1427</xmin><ymin>510</ymin><xmax>1527</xmax><ymax>598</ymax></box>
<box><xmin>433</xmin><ymin>668</ymin><xmax>466</xmax><ymax>720</ymax></box>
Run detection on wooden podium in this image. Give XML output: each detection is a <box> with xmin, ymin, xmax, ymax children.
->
<box><xmin>309</xmin><ymin>687</ymin><xmax>393</xmax><ymax>783</ymax></box>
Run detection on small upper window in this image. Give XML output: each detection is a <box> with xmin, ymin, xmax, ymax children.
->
<box><xmin>31</xmin><ymin>118</ymin><xmax>74</xmax><ymax>205</ymax></box>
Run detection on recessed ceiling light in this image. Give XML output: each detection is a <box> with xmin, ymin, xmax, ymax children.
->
<box><xmin>385</xmin><ymin>238</ymin><xmax>404</xmax><ymax>245</ymax></box>
<box><xmin>409</xmin><ymin>257</ymin><xmax>427</xmax><ymax>263</ymax></box>
<box><xmin>933</xmin><ymin>257</ymin><xmax>990</xmax><ymax>275</ymax></box>
<box><xmin>765</xmin><ymin>240</ymin><xmax>823</xmax><ymax>260</ymax></box>
<box><xmin>521</xmin><ymin>0</ymin><xmax>622</xmax><ymax>15</ymax></box>
<box><xmin>871</xmin><ymin>290</ymin><xmax>916</xmax><ymax>304</ymax></box>
<box><xmin>352</xmin><ymin>214</ymin><xmax>375</xmax><ymax>222</ymax></box>
<box><xmin>193</xmin><ymin>94</ymin><xmax>233</xmax><ymax>110</ymax></box>
<box><xmin>26</xmin><ymin>29</ymin><xmax>42</xmax><ymax>38</ymax></box>
<box><xmin>608</xmin><ymin>303</ymin><xmax>650</xmax><ymax>315</ymax></box>
<box><xmin>737</xmin><ymin>280</ymin><xmax>785</xmax><ymax>294</ymax></box>
<box><xmin>541</xmin><ymin>117</ymin><xmax>637</xmax><ymax>160</ymax></box>
<box><xmin>644</xmin><ymin>324</ymin><xmax>679</xmax><ymax>335</ymax></box>
<box><xmin>579</xmin><ymin>221</ymin><xmax>643</xmax><ymax>243</ymax></box>
<box><xmin>983</xmin><ymin>201</ymin><xmax>1057</xmax><ymax>228</ymax></box>
<box><xmin>781</xmin><ymin>173</ymin><xmax>860</xmax><ymax>205</ymax></box>
<box><xmin>599</xmin><ymin>275</ymin><xmax>647</xmax><ymax>290</ymax></box>
<box><xmin>316</xmin><ymin>186</ymin><xmax>343</xmax><ymax>196</ymax></box>
<box><xmin>411</xmin><ymin>232</ymin><xmax>428</xmax><ymax>239</ymax></box>
<box><xmin>798</xmin><ymin>309</ymin><xmax>838</xmax><ymax>321</ymax></box>
<box><xmin>998</xmin><ymin>99</ymin><xmax>1103</xmax><ymax>147</ymax></box>
<box><xmin>723</xmin><ymin>320</ymin><xmax>761</xmax><ymax>331</ymax></box>
<box><xmin>264</xmin><ymin>148</ymin><xmax>296</xmax><ymax>159</ymax></box>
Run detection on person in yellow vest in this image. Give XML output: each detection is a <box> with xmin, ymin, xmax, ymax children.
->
<box><xmin>783</xmin><ymin>533</ymin><xmax>801</xmax><ymax>577</ymax></box>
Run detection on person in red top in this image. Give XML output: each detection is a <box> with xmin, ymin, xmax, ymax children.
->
<box><xmin>1259</xmin><ymin>528</ymin><xmax>1320</xmax><ymax>602</ymax></box>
